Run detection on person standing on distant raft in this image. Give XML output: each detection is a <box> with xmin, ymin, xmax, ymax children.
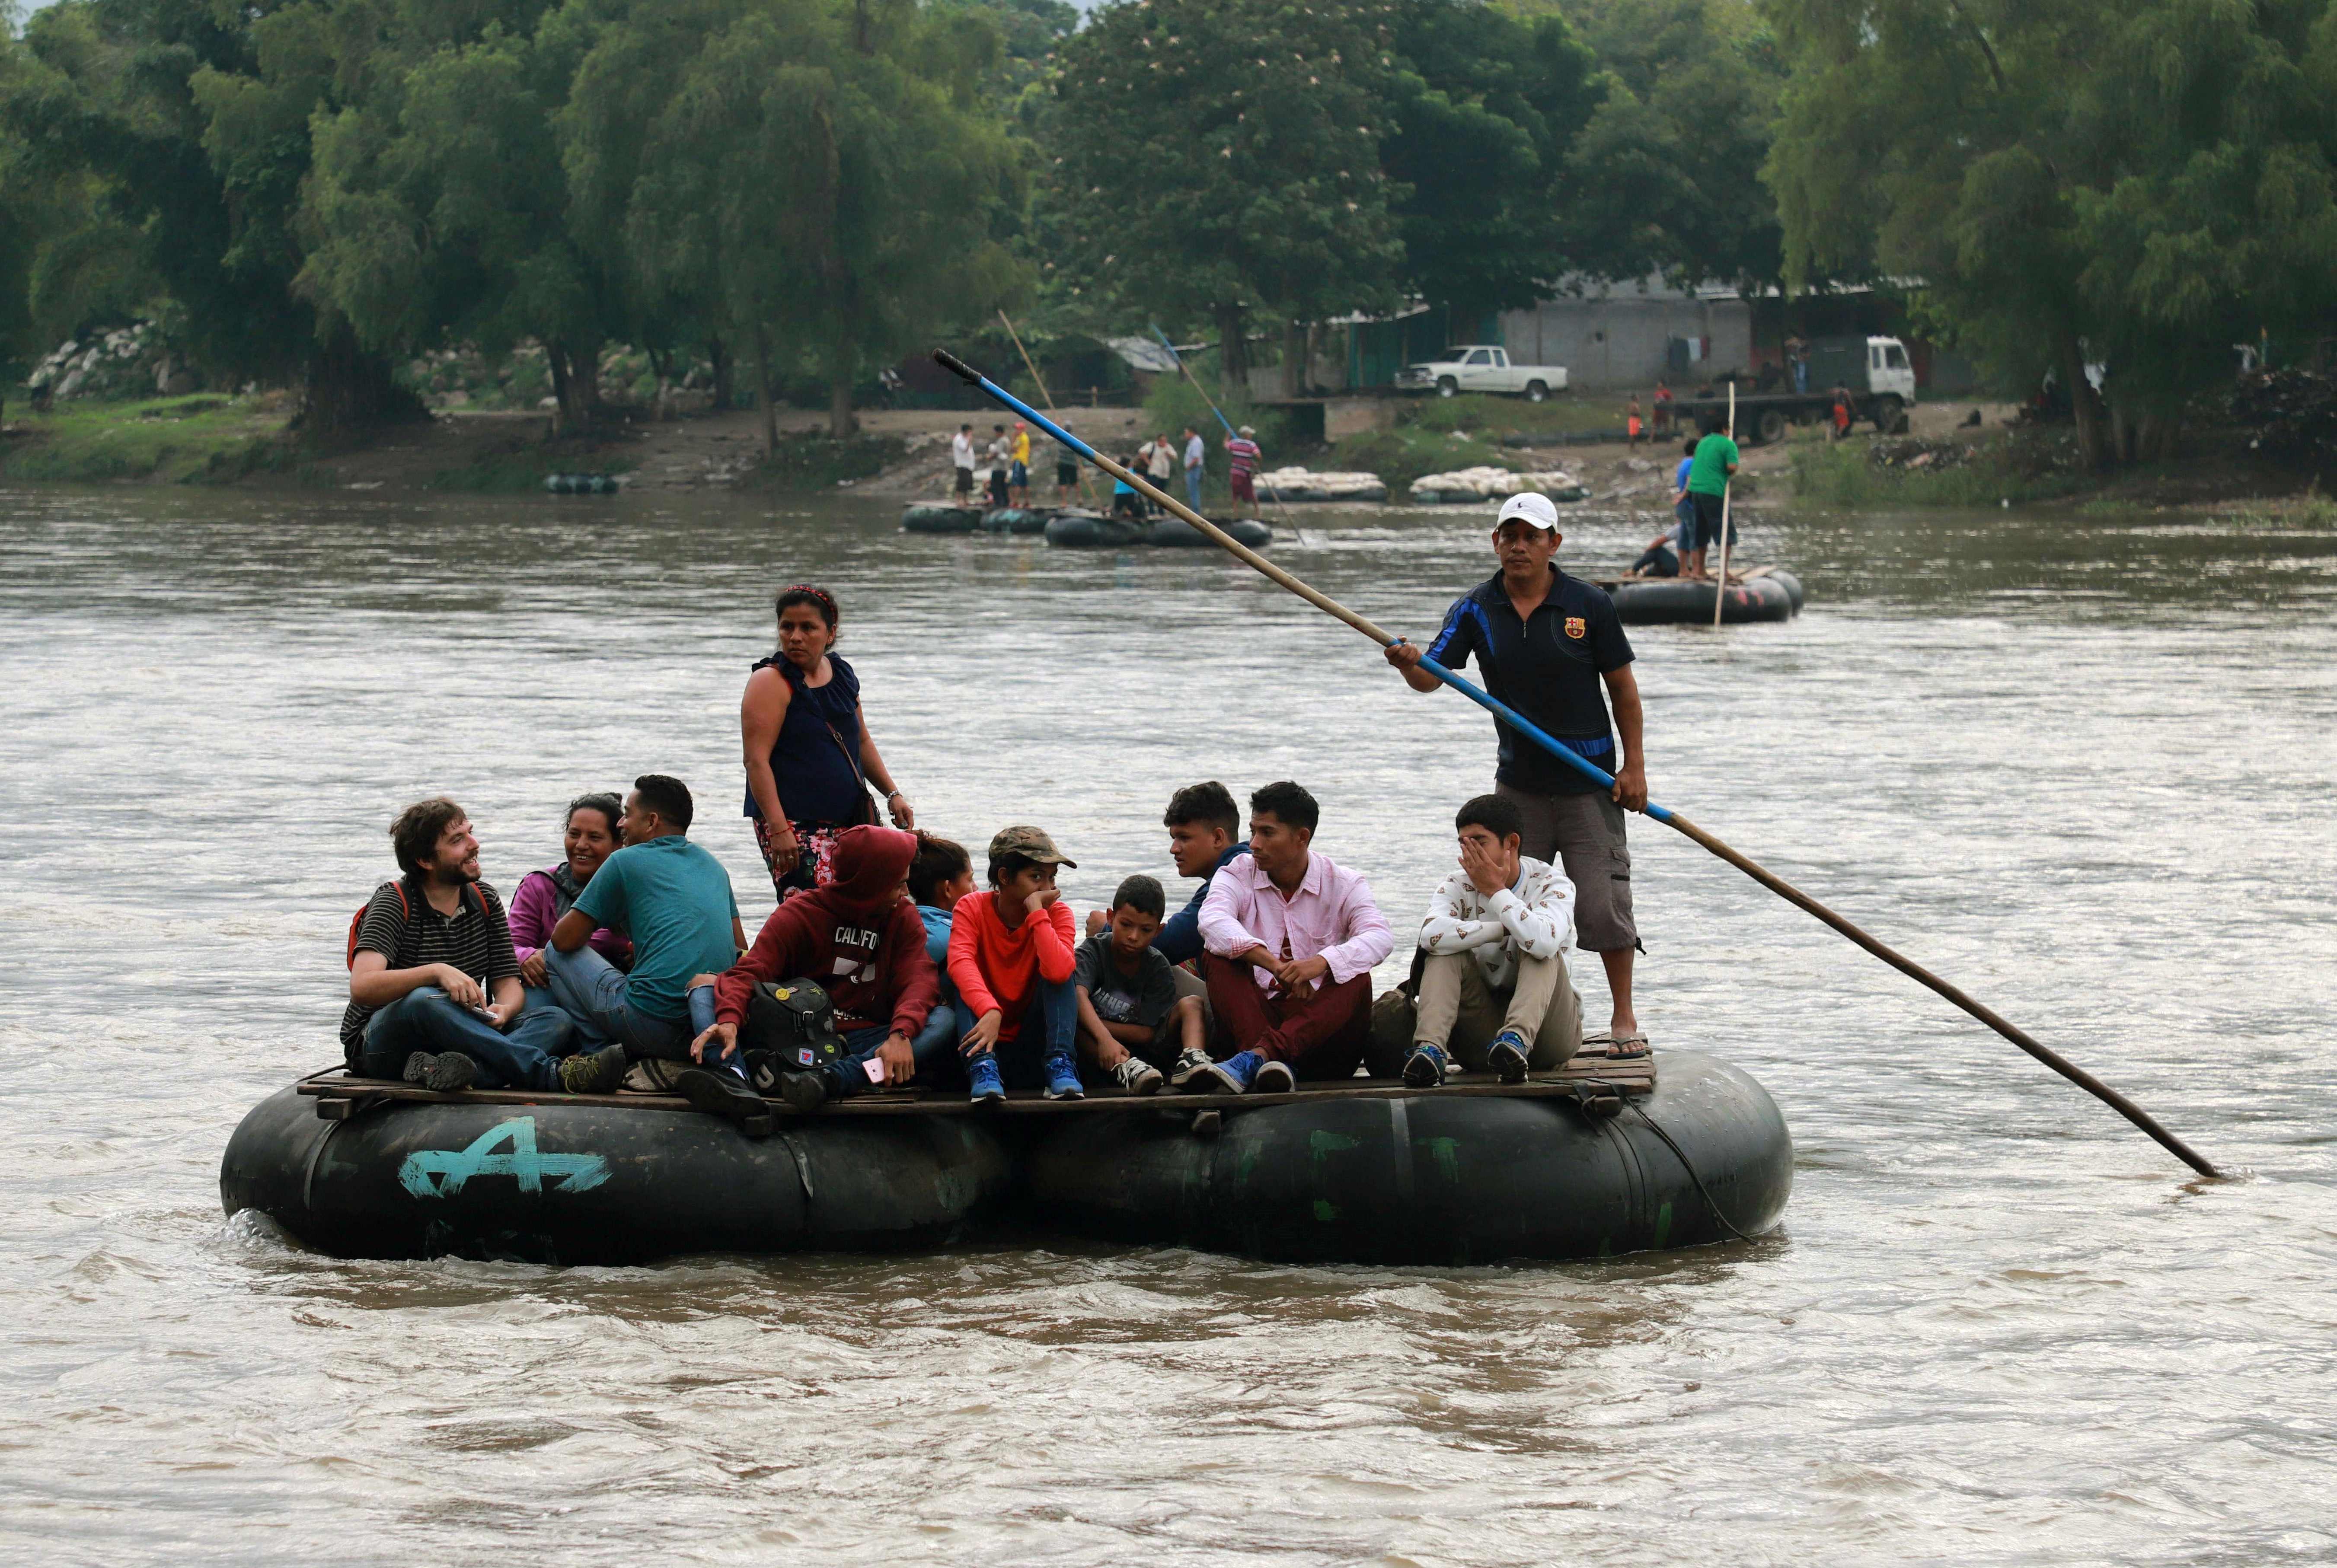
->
<box><xmin>1182</xmin><ymin>424</ymin><xmax>1206</xmax><ymax>510</ymax></box>
<box><xmin>1384</xmin><ymin>491</ymin><xmax>1651</xmax><ymax>1057</ymax></box>
<box><xmin>1683</xmin><ymin>417</ymin><xmax>1739</xmax><ymax>582</ymax></box>
<box><xmin>1224</xmin><ymin>424</ymin><xmax>1262</xmax><ymax>518</ymax></box>
<box><xmin>1009</xmin><ymin>420</ymin><xmax>1032</xmax><ymax>507</ymax></box>
<box><xmin>741</xmin><ymin>585</ymin><xmax>914</xmax><ymax>901</ymax></box>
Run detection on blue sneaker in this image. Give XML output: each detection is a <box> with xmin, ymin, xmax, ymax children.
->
<box><xmin>1197</xmin><ymin>1049</ymin><xmax>1262</xmax><ymax>1095</ymax></box>
<box><xmin>1042</xmin><ymin>1052</ymin><xmax>1084</xmax><ymax>1100</ymax></box>
<box><xmin>1487</xmin><ymin>1029</ymin><xmax>1531</xmax><ymax>1084</ymax></box>
<box><xmin>966</xmin><ymin>1054</ymin><xmax>1006</xmax><ymax>1104</ymax></box>
<box><xmin>1402</xmin><ymin>1042</ymin><xmax>1449</xmax><ymax>1088</ymax></box>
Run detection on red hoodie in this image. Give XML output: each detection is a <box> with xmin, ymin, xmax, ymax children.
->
<box><xmin>714</xmin><ymin>826</ymin><xmax>938</xmax><ymax>1038</ymax></box>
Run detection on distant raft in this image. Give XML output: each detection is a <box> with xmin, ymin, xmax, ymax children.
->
<box><xmin>1605</xmin><ymin>567</ymin><xmax>1804</xmax><ymax>625</ymax></box>
<box><xmin>542</xmin><ymin>472</ymin><xmax>621</xmax><ymax>495</ymax></box>
<box><xmin>979</xmin><ymin>506</ymin><xmax>1054</xmax><ymax>535</ymax></box>
<box><xmin>1043</xmin><ymin>510</ymin><xmax>1148</xmax><ymax>548</ymax></box>
<box><xmin>901</xmin><ymin>501</ymin><xmax>982</xmax><ymax>533</ymax></box>
<box><xmin>1021</xmin><ymin>1049</ymin><xmax>1791</xmax><ymax>1265</ymax></box>
<box><xmin>219</xmin><ymin>1085</ymin><xmax>1012</xmax><ymax>1265</ymax></box>
<box><xmin>1144</xmin><ymin>515</ymin><xmax>1274</xmax><ymax>548</ymax></box>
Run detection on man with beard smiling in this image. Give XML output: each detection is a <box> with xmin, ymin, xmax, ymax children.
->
<box><xmin>342</xmin><ymin>796</ymin><xmax>605</xmax><ymax>1093</ymax></box>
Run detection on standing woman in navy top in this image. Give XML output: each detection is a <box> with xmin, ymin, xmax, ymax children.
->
<box><xmin>741</xmin><ymin>585</ymin><xmax>916</xmax><ymax>900</ymax></box>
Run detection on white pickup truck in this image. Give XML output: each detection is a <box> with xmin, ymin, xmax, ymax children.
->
<box><xmin>1394</xmin><ymin>346</ymin><xmax>1569</xmax><ymax>402</ymax></box>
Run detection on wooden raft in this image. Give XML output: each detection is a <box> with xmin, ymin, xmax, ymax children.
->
<box><xmin>298</xmin><ymin>1043</ymin><xmax>1654</xmax><ymax>1121</ymax></box>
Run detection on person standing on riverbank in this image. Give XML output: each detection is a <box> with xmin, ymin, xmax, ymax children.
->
<box><xmin>740</xmin><ymin>585</ymin><xmax>914</xmax><ymax>900</ymax></box>
<box><xmin>1383</xmin><ymin>493</ymin><xmax>1650</xmax><ymax>1055</ymax></box>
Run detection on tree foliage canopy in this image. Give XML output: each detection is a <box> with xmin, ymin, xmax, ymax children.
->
<box><xmin>1766</xmin><ymin>0</ymin><xmax>2337</xmax><ymax>459</ymax></box>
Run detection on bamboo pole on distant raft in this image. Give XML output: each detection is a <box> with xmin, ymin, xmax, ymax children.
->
<box><xmin>1149</xmin><ymin>324</ymin><xmax>1293</xmax><ymax>527</ymax></box>
<box><xmin>1712</xmin><ymin>379</ymin><xmax>1736</xmax><ymax>628</ymax></box>
<box><xmin>931</xmin><ymin>344</ymin><xmax>2224</xmax><ymax>1180</ymax></box>
<box><xmin>997</xmin><ymin>310</ymin><xmax>1092</xmax><ymax>502</ymax></box>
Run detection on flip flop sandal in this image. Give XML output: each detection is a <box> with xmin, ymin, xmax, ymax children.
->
<box><xmin>1609</xmin><ymin>1033</ymin><xmax>1651</xmax><ymax>1060</ymax></box>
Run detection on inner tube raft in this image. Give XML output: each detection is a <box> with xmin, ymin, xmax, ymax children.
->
<box><xmin>219</xmin><ymin>1086</ymin><xmax>1011</xmax><ymax>1264</ymax></box>
<box><xmin>980</xmin><ymin>506</ymin><xmax>1054</xmax><ymax>535</ymax></box>
<box><xmin>1146</xmin><ymin>516</ymin><xmax>1273</xmax><ymax>548</ymax></box>
<box><xmin>902</xmin><ymin>501</ymin><xmax>981</xmax><ymax>533</ymax></box>
<box><xmin>1021</xmin><ymin>1049</ymin><xmax>1789</xmax><ymax>1264</ymax></box>
<box><xmin>1044</xmin><ymin>510</ymin><xmax>1147</xmax><ymax>548</ymax></box>
<box><xmin>1608</xmin><ymin>568</ymin><xmax>1802</xmax><ymax>625</ymax></box>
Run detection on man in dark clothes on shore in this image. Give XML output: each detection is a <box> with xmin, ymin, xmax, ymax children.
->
<box><xmin>1384</xmin><ymin>491</ymin><xmax>1652</xmax><ymax>1056</ymax></box>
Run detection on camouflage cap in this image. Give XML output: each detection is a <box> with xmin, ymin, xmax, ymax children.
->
<box><xmin>989</xmin><ymin>824</ymin><xmax>1076</xmax><ymax>868</ymax></box>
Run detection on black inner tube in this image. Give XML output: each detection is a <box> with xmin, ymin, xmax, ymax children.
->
<box><xmin>1625</xmin><ymin>1100</ymin><xmax>1760</xmax><ymax>1243</ymax></box>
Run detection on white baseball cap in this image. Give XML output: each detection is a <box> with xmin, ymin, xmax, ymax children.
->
<box><xmin>1494</xmin><ymin>491</ymin><xmax>1561</xmax><ymax>532</ymax></box>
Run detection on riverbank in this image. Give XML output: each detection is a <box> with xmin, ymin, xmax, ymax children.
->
<box><xmin>3</xmin><ymin>392</ymin><xmax>2323</xmax><ymax>517</ymax></box>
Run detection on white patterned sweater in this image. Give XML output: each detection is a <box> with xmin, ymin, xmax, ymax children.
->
<box><xmin>1415</xmin><ymin>855</ymin><xmax>1576</xmax><ymax>991</ymax></box>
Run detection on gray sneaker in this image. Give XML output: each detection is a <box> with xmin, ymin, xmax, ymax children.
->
<box><xmin>1167</xmin><ymin>1046</ymin><xmax>1215</xmax><ymax>1088</ymax></box>
<box><xmin>1111</xmin><ymin>1056</ymin><xmax>1165</xmax><ymax>1096</ymax></box>
<box><xmin>403</xmin><ymin>1052</ymin><xmax>476</xmax><ymax>1093</ymax></box>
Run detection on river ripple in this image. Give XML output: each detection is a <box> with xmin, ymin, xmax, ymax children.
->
<box><xmin>0</xmin><ymin>484</ymin><xmax>2332</xmax><ymax>1565</ymax></box>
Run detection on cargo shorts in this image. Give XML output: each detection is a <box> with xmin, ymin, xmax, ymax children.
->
<box><xmin>1494</xmin><ymin>779</ymin><xmax>1639</xmax><ymax>953</ymax></box>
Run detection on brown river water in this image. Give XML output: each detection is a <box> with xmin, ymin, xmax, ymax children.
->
<box><xmin>2</xmin><ymin>481</ymin><xmax>2333</xmax><ymax>1564</ymax></box>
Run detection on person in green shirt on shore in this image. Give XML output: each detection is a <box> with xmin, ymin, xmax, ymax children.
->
<box><xmin>1683</xmin><ymin>420</ymin><xmax>1740</xmax><ymax>581</ymax></box>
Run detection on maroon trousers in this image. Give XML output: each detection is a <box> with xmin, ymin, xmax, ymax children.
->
<box><xmin>1202</xmin><ymin>954</ymin><xmax>1371</xmax><ymax>1080</ymax></box>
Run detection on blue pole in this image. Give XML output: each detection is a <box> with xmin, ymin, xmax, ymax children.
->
<box><xmin>927</xmin><ymin>344</ymin><xmax>2222</xmax><ymax>1178</ymax></box>
<box><xmin>926</xmin><ymin>350</ymin><xmax>1658</xmax><ymax>815</ymax></box>
<box><xmin>1153</xmin><ymin>324</ymin><xmax>1238</xmax><ymax>440</ymax></box>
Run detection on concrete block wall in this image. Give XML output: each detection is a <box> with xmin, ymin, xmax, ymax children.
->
<box><xmin>1497</xmin><ymin>293</ymin><xmax>1753</xmax><ymax>394</ymax></box>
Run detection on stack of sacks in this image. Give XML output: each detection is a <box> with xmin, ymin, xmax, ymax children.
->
<box><xmin>1253</xmin><ymin>467</ymin><xmax>1388</xmax><ymax>502</ymax></box>
<box><xmin>1408</xmin><ymin>467</ymin><xmax>1588</xmax><ymax>504</ymax></box>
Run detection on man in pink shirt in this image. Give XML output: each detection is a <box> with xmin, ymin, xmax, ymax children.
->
<box><xmin>1194</xmin><ymin>781</ymin><xmax>1392</xmax><ymax>1093</ymax></box>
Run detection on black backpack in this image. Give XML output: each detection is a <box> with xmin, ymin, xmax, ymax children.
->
<box><xmin>739</xmin><ymin>977</ymin><xmax>845</xmax><ymax>1089</ymax></box>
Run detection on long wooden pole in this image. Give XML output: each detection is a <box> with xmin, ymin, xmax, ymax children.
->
<box><xmin>1712</xmin><ymin>380</ymin><xmax>1736</xmax><ymax>628</ymax></box>
<box><xmin>932</xmin><ymin>344</ymin><xmax>2223</xmax><ymax>1180</ymax></box>
<box><xmin>997</xmin><ymin>310</ymin><xmax>1090</xmax><ymax>501</ymax></box>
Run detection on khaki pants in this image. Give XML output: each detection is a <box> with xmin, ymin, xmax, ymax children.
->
<box><xmin>1412</xmin><ymin>951</ymin><xmax>1583</xmax><ymax>1070</ymax></box>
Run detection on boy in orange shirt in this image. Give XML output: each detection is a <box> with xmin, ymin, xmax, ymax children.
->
<box><xmin>946</xmin><ymin>825</ymin><xmax>1083</xmax><ymax>1102</ymax></box>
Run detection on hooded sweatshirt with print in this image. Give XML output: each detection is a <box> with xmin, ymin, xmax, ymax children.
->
<box><xmin>714</xmin><ymin>825</ymin><xmax>938</xmax><ymax>1038</ymax></box>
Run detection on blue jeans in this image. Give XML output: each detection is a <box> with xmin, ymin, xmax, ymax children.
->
<box><xmin>1184</xmin><ymin>468</ymin><xmax>1204</xmax><ymax>509</ymax></box>
<box><xmin>543</xmin><ymin>943</ymin><xmax>715</xmax><ymax>1063</ymax></box>
<box><xmin>825</xmin><ymin>1004</ymin><xmax>966</xmax><ymax>1094</ymax></box>
<box><xmin>360</xmin><ymin>985</ymin><xmax>575</xmax><ymax>1090</ymax></box>
<box><xmin>975</xmin><ymin>976</ymin><xmax>1076</xmax><ymax>1089</ymax></box>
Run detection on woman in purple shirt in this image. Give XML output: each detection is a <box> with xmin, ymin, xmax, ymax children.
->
<box><xmin>512</xmin><ymin>792</ymin><xmax>633</xmax><ymax>987</ymax></box>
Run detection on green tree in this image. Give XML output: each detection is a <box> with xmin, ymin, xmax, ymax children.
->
<box><xmin>1556</xmin><ymin>0</ymin><xmax>1788</xmax><ymax>290</ymax></box>
<box><xmin>1381</xmin><ymin>0</ymin><xmax>1606</xmax><ymax>317</ymax></box>
<box><xmin>569</xmin><ymin>0</ymin><xmax>1025</xmax><ymax>444</ymax></box>
<box><xmin>1765</xmin><ymin>0</ymin><xmax>2337</xmax><ymax>465</ymax></box>
<box><xmin>1041</xmin><ymin>0</ymin><xmax>1406</xmax><ymax>384</ymax></box>
<box><xmin>287</xmin><ymin>0</ymin><xmax>625</xmax><ymax>432</ymax></box>
<box><xmin>2</xmin><ymin>0</ymin><xmax>345</xmax><ymax>411</ymax></box>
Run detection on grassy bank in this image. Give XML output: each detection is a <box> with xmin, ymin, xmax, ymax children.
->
<box><xmin>0</xmin><ymin>395</ymin><xmax>302</xmax><ymax>483</ymax></box>
<box><xmin>1788</xmin><ymin>428</ymin><xmax>2096</xmax><ymax>507</ymax></box>
<box><xmin>735</xmin><ymin>430</ymin><xmax>907</xmax><ymax>491</ymax></box>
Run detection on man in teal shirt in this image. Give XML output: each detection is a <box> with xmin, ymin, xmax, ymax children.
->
<box><xmin>1683</xmin><ymin>419</ymin><xmax>1740</xmax><ymax>581</ymax></box>
<box><xmin>546</xmin><ymin>774</ymin><xmax>745</xmax><ymax>1067</ymax></box>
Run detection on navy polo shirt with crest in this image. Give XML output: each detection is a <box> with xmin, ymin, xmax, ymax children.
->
<box><xmin>1425</xmin><ymin>567</ymin><xmax>1635</xmax><ymax>795</ymax></box>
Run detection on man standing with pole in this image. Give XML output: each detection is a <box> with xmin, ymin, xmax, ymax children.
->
<box><xmin>1684</xmin><ymin>409</ymin><xmax>1739</xmax><ymax>583</ymax></box>
<box><xmin>1384</xmin><ymin>494</ymin><xmax>1651</xmax><ymax>1055</ymax></box>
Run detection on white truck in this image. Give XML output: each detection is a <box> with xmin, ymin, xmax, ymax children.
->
<box><xmin>1394</xmin><ymin>345</ymin><xmax>1568</xmax><ymax>402</ymax></box>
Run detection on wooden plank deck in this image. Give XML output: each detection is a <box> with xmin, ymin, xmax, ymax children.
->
<box><xmin>297</xmin><ymin>1044</ymin><xmax>1654</xmax><ymax>1120</ymax></box>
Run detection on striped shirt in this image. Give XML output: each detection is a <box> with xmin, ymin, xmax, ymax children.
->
<box><xmin>1225</xmin><ymin>437</ymin><xmax>1261</xmax><ymax>478</ymax></box>
<box><xmin>338</xmin><ymin>878</ymin><xmax>520</xmax><ymax>1054</ymax></box>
